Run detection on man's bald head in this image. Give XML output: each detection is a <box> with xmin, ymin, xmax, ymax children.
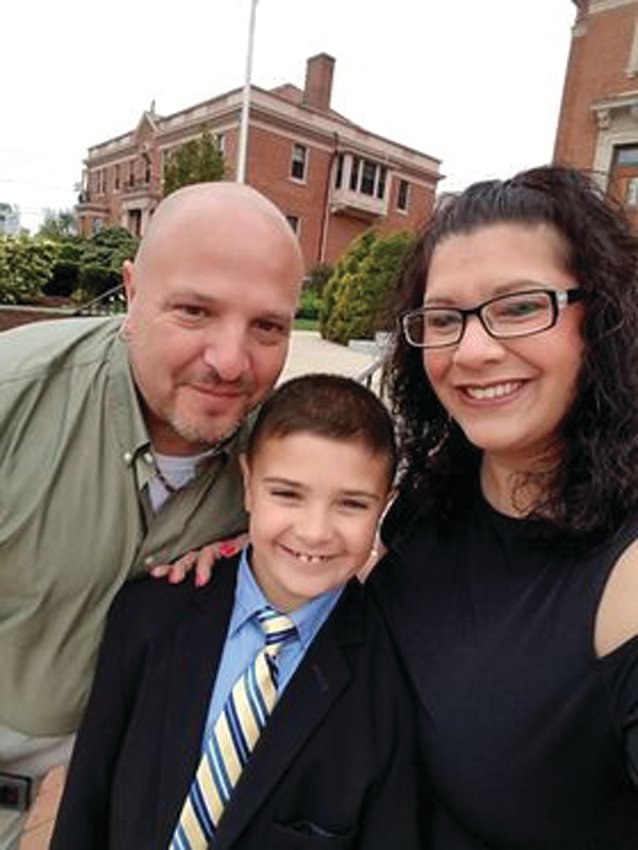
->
<box><xmin>135</xmin><ymin>182</ymin><xmax>303</xmax><ymax>281</ymax></box>
<box><xmin>122</xmin><ymin>182</ymin><xmax>304</xmax><ymax>455</ymax></box>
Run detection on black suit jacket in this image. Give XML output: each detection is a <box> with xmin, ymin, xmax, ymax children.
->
<box><xmin>51</xmin><ymin>557</ymin><xmax>425</xmax><ymax>849</ymax></box>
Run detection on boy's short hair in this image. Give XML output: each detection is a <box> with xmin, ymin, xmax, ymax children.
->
<box><xmin>246</xmin><ymin>373</ymin><xmax>397</xmax><ymax>486</ymax></box>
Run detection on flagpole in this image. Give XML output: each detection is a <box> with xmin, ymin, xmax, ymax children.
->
<box><xmin>236</xmin><ymin>0</ymin><xmax>259</xmax><ymax>183</ymax></box>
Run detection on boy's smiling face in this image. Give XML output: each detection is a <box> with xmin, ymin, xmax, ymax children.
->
<box><xmin>241</xmin><ymin>432</ymin><xmax>391</xmax><ymax>612</ymax></box>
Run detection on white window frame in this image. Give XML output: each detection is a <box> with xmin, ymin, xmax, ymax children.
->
<box><xmin>627</xmin><ymin>20</ymin><xmax>638</xmax><ymax>76</ymax></box>
<box><xmin>626</xmin><ymin>176</ymin><xmax>638</xmax><ymax>206</ymax></box>
<box><xmin>290</xmin><ymin>143</ymin><xmax>308</xmax><ymax>182</ymax></box>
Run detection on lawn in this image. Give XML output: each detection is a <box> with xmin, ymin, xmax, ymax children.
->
<box><xmin>293</xmin><ymin>317</ymin><xmax>319</xmax><ymax>331</ymax></box>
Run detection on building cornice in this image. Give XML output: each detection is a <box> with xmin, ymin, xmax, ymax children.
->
<box><xmin>84</xmin><ymin>83</ymin><xmax>441</xmax><ymax>182</ymax></box>
<box><xmin>588</xmin><ymin>0</ymin><xmax>637</xmax><ymax>14</ymax></box>
<box><xmin>592</xmin><ymin>89</ymin><xmax>638</xmax><ymax>127</ymax></box>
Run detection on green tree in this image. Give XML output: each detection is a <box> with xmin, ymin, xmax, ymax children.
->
<box><xmin>305</xmin><ymin>263</ymin><xmax>334</xmax><ymax>298</ymax></box>
<box><xmin>320</xmin><ymin>230</ymin><xmax>414</xmax><ymax>345</ymax></box>
<box><xmin>163</xmin><ymin>129</ymin><xmax>225</xmax><ymax>197</ymax></box>
<box><xmin>75</xmin><ymin>226</ymin><xmax>140</xmax><ymax>299</ymax></box>
<box><xmin>320</xmin><ymin>231</ymin><xmax>376</xmax><ymax>339</ymax></box>
<box><xmin>0</xmin><ymin>235</ymin><xmax>60</xmax><ymax>304</ymax></box>
<box><xmin>38</xmin><ymin>209</ymin><xmax>77</xmax><ymax>240</ymax></box>
<box><xmin>82</xmin><ymin>226</ymin><xmax>139</xmax><ymax>274</ymax></box>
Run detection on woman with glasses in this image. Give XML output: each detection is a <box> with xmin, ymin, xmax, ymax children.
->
<box><xmin>373</xmin><ymin>165</ymin><xmax>638</xmax><ymax>847</ymax></box>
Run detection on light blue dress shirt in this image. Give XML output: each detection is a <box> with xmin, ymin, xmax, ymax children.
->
<box><xmin>202</xmin><ymin>549</ymin><xmax>343</xmax><ymax>743</ymax></box>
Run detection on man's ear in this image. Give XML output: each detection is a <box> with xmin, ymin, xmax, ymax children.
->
<box><xmin>239</xmin><ymin>454</ymin><xmax>252</xmax><ymax>513</ymax></box>
<box><xmin>122</xmin><ymin>259</ymin><xmax>136</xmax><ymax>305</ymax></box>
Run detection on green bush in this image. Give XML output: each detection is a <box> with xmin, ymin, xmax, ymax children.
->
<box><xmin>78</xmin><ymin>263</ymin><xmax>121</xmax><ymax>299</ymax></box>
<box><xmin>304</xmin><ymin>263</ymin><xmax>333</xmax><ymax>297</ymax></box>
<box><xmin>43</xmin><ymin>260</ymin><xmax>80</xmax><ymax>297</ymax></box>
<box><xmin>320</xmin><ymin>230</ymin><xmax>414</xmax><ymax>345</ymax></box>
<box><xmin>296</xmin><ymin>289</ymin><xmax>323</xmax><ymax>320</ymax></box>
<box><xmin>82</xmin><ymin>226</ymin><xmax>139</xmax><ymax>274</ymax></box>
<box><xmin>0</xmin><ymin>236</ymin><xmax>59</xmax><ymax>304</ymax></box>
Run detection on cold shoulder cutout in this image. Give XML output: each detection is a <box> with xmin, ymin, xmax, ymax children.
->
<box><xmin>595</xmin><ymin>538</ymin><xmax>638</xmax><ymax>657</ymax></box>
<box><xmin>373</xmin><ymin>492</ymin><xmax>638</xmax><ymax>848</ymax></box>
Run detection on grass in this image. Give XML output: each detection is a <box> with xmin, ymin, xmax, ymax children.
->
<box><xmin>293</xmin><ymin>317</ymin><xmax>320</xmax><ymax>331</ymax></box>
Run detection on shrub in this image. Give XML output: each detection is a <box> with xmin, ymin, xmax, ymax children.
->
<box><xmin>43</xmin><ymin>260</ymin><xmax>80</xmax><ymax>298</ymax></box>
<box><xmin>77</xmin><ymin>263</ymin><xmax>121</xmax><ymax>299</ymax></box>
<box><xmin>0</xmin><ymin>236</ymin><xmax>59</xmax><ymax>304</ymax></box>
<box><xmin>296</xmin><ymin>289</ymin><xmax>323</xmax><ymax>321</ymax></box>
<box><xmin>304</xmin><ymin>263</ymin><xmax>333</xmax><ymax>297</ymax></box>
<box><xmin>320</xmin><ymin>230</ymin><xmax>414</xmax><ymax>344</ymax></box>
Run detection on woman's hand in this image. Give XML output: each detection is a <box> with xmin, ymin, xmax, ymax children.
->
<box><xmin>149</xmin><ymin>533</ymin><xmax>249</xmax><ymax>586</ymax></box>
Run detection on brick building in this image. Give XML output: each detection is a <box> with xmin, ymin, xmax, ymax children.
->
<box><xmin>76</xmin><ymin>54</ymin><xmax>441</xmax><ymax>267</ymax></box>
<box><xmin>554</xmin><ymin>0</ymin><xmax>638</xmax><ymax>224</ymax></box>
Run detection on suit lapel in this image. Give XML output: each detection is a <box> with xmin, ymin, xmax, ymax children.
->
<box><xmin>213</xmin><ymin>581</ymin><xmax>365</xmax><ymax>850</ymax></box>
<box><xmin>154</xmin><ymin>559</ymin><xmax>239</xmax><ymax>845</ymax></box>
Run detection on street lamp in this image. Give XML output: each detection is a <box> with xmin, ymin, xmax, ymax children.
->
<box><xmin>236</xmin><ymin>0</ymin><xmax>259</xmax><ymax>183</ymax></box>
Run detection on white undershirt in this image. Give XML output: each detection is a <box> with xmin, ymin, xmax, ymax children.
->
<box><xmin>148</xmin><ymin>450</ymin><xmax>207</xmax><ymax>512</ymax></box>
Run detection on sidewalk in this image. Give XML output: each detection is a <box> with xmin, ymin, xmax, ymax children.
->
<box><xmin>280</xmin><ymin>329</ymin><xmax>378</xmax><ymax>382</ymax></box>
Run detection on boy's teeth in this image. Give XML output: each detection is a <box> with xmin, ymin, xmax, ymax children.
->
<box><xmin>294</xmin><ymin>550</ymin><xmax>326</xmax><ymax>564</ymax></box>
<box><xmin>466</xmin><ymin>381</ymin><xmax>519</xmax><ymax>400</ymax></box>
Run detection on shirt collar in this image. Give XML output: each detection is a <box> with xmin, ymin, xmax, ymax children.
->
<box><xmin>230</xmin><ymin>548</ymin><xmax>343</xmax><ymax>650</ymax></box>
<box><xmin>107</xmin><ymin>318</ymin><xmax>252</xmax><ymax>491</ymax></box>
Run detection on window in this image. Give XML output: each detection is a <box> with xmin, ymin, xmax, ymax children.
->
<box><xmin>286</xmin><ymin>215</ymin><xmax>300</xmax><ymax>234</ymax></box>
<box><xmin>128</xmin><ymin>160</ymin><xmax>135</xmax><ymax>187</ymax></box>
<box><xmin>215</xmin><ymin>133</ymin><xmax>225</xmax><ymax>154</ymax></box>
<box><xmin>397</xmin><ymin>179</ymin><xmax>410</xmax><ymax>212</ymax></box>
<box><xmin>360</xmin><ymin>161</ymin><xmax>376</xmax><ymax>196</ymax></box>
<box><xmin>349</xmin><ymin>157</ymin><xmax>360</xmax><ymax>191</ymax></box>
<box><xmin>128</xmin><ymin>209</ymin><xmax>142</xmax><ymax>237</ymax></box>
<box><xmin>290</xmin><ymin>143</ymin><xmax>307</xmax><ymax>181</ymax></box>
<box><xmin>334</xmin><ymin>154</ymin><xmax>344</xmax><ymax>189</ymax></box>
<box><xmin>115</xmin><ymin>164</ymin><xmax>121</xmax><ymax>190</ymax></box>
<box><xmin>345</xmin><ymin>156</ymin><xmax>386</xmax><ymax>199</ymax></box>
<box><xmin>377</xmin><ymin>167</ymin><xmax>387</xmax><ymax>200</ymax></box>
<box><xmin>617</xmin><ymin>146</ymin><xmax>638</xmax><ymax>166</ymax></box>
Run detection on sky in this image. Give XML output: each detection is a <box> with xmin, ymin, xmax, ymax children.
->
<box><xmin>1</xmin><ymin>0</ymin><xmax>577</xmax><ymax>233</ymax></box>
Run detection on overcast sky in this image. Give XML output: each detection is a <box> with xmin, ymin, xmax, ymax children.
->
<box><xmin>2</xmin><ymin>0</ymin><xmax>577</xmax><ymax>233</ymax></box>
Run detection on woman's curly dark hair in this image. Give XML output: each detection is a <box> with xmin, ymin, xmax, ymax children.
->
<box><xmin>384</xmin><ymin>165</ymin><xmax>638</xmax><ymax>543</ymax></box>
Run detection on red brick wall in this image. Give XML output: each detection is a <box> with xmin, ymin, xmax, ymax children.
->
<box><xmin>324</xmin><ymin>215</ymin><xmax>367</xmax><ymax>264</ymax></box>
<box><xmin>246</xmin><ymin>126</ymin><xmax>436</xmax><ymax>267</ymax></box>
<box><xmin>555</xmin><ymin>2</ymin><xmax>638</xmax><ymax>168</ymax></box>
<box><xmin>0</xmin><ymin>308</ymin><xmax>76</xmax><ymax>333</ymax></box>
<box><xmin>381</xmin><ymin>179</ymin><xmax>434</xmax><ymax>235</ymax></box>
<box><xmin>247</xmin><ymin>125</ymin><xmax>332</xmax><ymax>265</ymax></box>
<box><xmin>81</xmin><ymin>122</ymin><xmax>437</xmax><ymax>271</ymax></box>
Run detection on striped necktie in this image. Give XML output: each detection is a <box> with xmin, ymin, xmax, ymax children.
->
<box><xmin>170</xmin><ymin>606</ymin><xmax>297</xmax><ymax>850</ymax></box>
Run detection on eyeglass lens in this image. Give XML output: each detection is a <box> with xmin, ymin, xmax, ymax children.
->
<box><xmin>406</xmin><ymin>291</ymin><xmax>555</xmax><ymax>347</ymax></box>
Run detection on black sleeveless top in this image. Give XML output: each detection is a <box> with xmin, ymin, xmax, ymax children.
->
<box><xmin>374</xmin><ymin>491</ymin><xmax>638</xmax><ymax>849</ymax></box>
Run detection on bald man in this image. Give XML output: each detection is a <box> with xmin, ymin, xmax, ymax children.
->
<box><xmin>0</xmin><ymin>183</ymin><xmax>304</xmax><ymax>849</ymax></box>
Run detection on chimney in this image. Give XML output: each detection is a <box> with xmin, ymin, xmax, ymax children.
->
<box><xmin>303</xmin><ymin>53</ymin><xmax>335</xmax><ymax>112</ymax></box>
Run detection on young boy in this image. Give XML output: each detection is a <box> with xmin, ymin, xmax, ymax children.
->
<box><xmin>51</xmin><ymin>375</ymin><xmax>423</xmax><ymax>850</ymax></box>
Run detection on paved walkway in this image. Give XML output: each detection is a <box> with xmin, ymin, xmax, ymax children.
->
<box><xmin>280</xmin><ymin>330</ymin><xmax>379</xmax><ymax>382</ymax></box>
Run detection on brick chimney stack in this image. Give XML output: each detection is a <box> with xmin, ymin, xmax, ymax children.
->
<box><xmin>303</xmin><ymin>53</ymin><xmax>335</xmax><ymax>112</ymax></box>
